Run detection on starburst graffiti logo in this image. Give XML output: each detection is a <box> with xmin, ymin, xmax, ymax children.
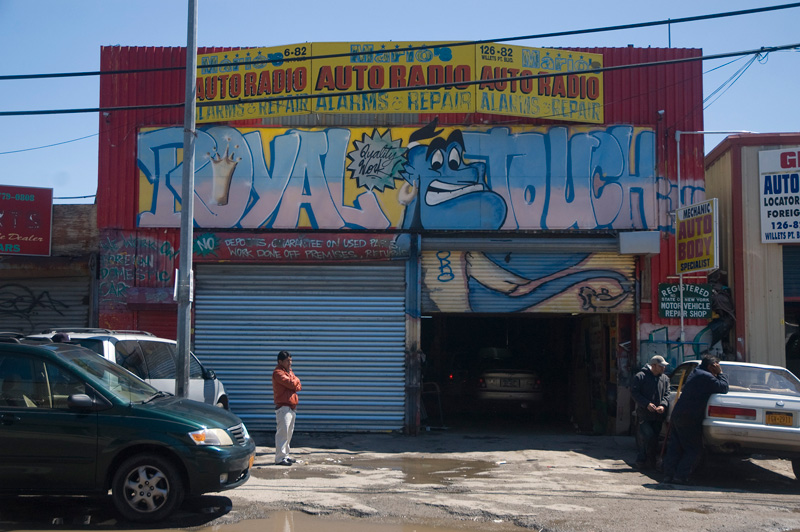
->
<box><xmin>346</xmin><ymin>129</ymin><xmax>406</xmax><ymax>191</ymax></box>
<box><xmin>194</xmin><ymin>232</ymin><xmax>219</xmax><ymax>257</ymax></box>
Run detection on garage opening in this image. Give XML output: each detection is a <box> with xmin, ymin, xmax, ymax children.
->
<box><xmin>420</xmin><ymin>313</ymin><xmax>628</xmax><ymax>434</ymax></box>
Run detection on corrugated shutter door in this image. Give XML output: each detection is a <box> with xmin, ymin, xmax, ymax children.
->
<box><xmin>422</xmin><ymin>251</ymin><xmax>635</xmax><ymax>314</ymax></box>
<box><xmin>194</xmin><ymin>263</ymin><xmax>407</xmax><ymax>432</ymax></box>
<box><xmin>784</xmin><ymin>246</ymin><xmax>800</xmax><ymax>298</ymax></box>
<box><xmin>0</xmin><ymin>276</ymin><xmax>91</xmax><ymax>334</ymax></box>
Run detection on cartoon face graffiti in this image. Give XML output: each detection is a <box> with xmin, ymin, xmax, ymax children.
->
<box><xmin>399</xmin><ymin>121</ymin><xmax>507</xmax><ymax>230</ymax></box>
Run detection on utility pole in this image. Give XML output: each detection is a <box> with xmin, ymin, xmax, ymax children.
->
<box><xmin>674</xmin><ymin>129</ymin><xmax>753</xmax><ymax>348</ymax></box>
<box><xmin>176</xmin><ymin>0</ymin><xmax>198</xmax><ymax>398</ymax></box>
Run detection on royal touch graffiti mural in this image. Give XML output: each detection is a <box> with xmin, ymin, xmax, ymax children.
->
<box><xmin>137</xmin><ymin>122</ymin><xmax>665</xmax><ymax>231</ymax></box>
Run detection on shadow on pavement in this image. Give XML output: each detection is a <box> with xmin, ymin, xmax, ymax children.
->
<box><xmin>0</xmin><ymin>494</ymin><xmax>233</xmax><ymax>530</ymax></box>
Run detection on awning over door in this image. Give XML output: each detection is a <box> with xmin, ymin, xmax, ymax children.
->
<box><xmin>194</xmin><ymin>262</ymin><xmax>407</xmax><ymax>431</ymax></box>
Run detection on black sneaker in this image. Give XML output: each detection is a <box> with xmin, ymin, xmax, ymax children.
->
<box><xmin>671</xmin><ymin>477</ymin><xmax>690</xmax><ymax>485</ymax></box>
<box><xmin>275</xmin><ymin>459</ymin><xmax>292</xmax><ymax>466</ymax></box>
<box><xmin>286</xmin><ymin>458</ymin><xmax>297</xmax><ymax>464</ymax></box>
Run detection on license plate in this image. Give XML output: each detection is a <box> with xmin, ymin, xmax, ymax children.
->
<box><xmin>766</xmin><ymin>411</ymin><xmax>793</xmax><ymax>426</ymax></box>
<box><xmin>500</xmin><ymin>378</ymin><xmax>519</xmax><ymax>387</ymax></box>
<box><xmin>248</xmin><ymin>454</ymin><xmax>255</xmax><ymax>468</ymax></box>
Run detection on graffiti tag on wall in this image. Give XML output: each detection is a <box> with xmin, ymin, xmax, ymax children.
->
<box><xmin>137</xmin><ymin>123</ymin><xmax>694</xmax><ymax>232</ymax></box>
<box><xmin>99</xmin><ymin>232</ymin><xmax>176</xmax><ymax>310</ymax></box>
<box><xmin>0</xmin><ymin>283</ymin><xmax>68</xmax><ymax>330</ymax></box>
<box><xmin>194</xmin><ymin>232</ymin><xmax>410</xmax><ymax>262</ymax></box>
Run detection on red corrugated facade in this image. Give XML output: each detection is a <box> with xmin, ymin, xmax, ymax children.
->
<box><xmin>98</xmin><ymin>45</ymin><xmax>706</xmax><ymax>331</ymax></box>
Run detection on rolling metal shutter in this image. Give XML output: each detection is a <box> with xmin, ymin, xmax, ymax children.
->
<box><xmin>194</xmin><ymin>263</ymin><xmax>407</xmax><ymax>432</ymax></box>
<box><xmin>784</xmin><ymin>245</ymin><xmax>800</xmax><ymax>299</ymax></box>
<box><xmin>0</xmin><ymin>276</ymin><xmax>91</xmax><ymax>335</ymax></box>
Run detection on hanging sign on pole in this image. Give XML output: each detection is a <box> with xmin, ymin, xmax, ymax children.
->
<box><xmin>675</xmin><ymin>198</ymin><xmax>718</xmax><ymax>274</ymax></box>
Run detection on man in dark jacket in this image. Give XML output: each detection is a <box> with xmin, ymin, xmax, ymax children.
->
<box><xmin>631</xmin><ymin>355</ymin><xmax>671</xmax><ymax>469</ymax></box>
<box><xmin>662</xmin><ymin>354</ymin><xmax>729</xmax><ymax>485</ymax></box>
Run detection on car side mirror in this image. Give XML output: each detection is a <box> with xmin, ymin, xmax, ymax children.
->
<box><xmin>205</xmin><ymin>368</ymin><xmax>217</xmax><ymax>380</ymax></box>
<box><xmin>67</xmin><ymin>393</ymin><xmax>112</xmax><ymax>411</ymax></box>
<box><xmin>67</xmin><ymin>394</ymin><xmax>96</xmax><ymax>410</ymax></box>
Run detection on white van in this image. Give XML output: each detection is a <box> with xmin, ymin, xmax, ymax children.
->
<box><xmin>28</xmin><ymin>329</ymin><xmax>229</xmax><ymax>409</ymax></box>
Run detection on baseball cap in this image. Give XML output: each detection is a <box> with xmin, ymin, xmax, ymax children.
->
<box><xmin>649</xmin><ymin>355</ymin><xmax>669</xmax><ymax>367</ymax></box>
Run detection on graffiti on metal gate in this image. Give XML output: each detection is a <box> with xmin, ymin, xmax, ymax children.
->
<box><xmin>422</xmin><ymin>250</ymin><xmax>634</xmax><ymax>314</ymax></box>
<box><xmin>136</xmin><ymin>122</ymin><xmax>694</xmax><ymax>232</ymax></box>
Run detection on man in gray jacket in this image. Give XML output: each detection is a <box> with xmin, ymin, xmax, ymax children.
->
<box><xmin>631</xmin><ymin>355</ymin><xmax>671</xmax><ymax>470</ymax></box>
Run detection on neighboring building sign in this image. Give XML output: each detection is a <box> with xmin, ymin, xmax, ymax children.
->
<box><xmin>0</xmin><ymin>184</ymin><xmax>52</xmax><ymax>256</ymax></box>
<box><xmin>759</xmin><ymin>146</ymin><xmax>800</xmax><ymax>243</ymax></box>
<box><xmin>675</xmin><ymin>198</ymin><xmax>718</xmax><ymax>274</ymax></box>
<box><xmin>196</xmin><ymin>43</ymin><xmax>604</xmax><ymax>124</ymax></box>
<box><xmin>137</xmin><ymin>123</ymin><xmax>656</xmax><ymax>231</ymax></box>
<box><xmin>658</xmin><ymin>283</ymin><xmax>712</xmax><ymax>319</ymax></box>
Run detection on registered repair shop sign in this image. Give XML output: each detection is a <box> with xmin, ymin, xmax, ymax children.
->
<box><xmin>658</xmin><ymin>283</ymin><xmax>712</xmax><ymax>319</ymax></box>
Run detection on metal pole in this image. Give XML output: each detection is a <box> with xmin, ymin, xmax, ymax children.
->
<box><xmin>675</xmin><ymin>131</ymin><xmax>685</xmax><ymax>344</ymax></box>
<box><xmin>176</xmin><ymin>0</ymin><xmax>198</xmax><ymax>398</ymax></box>
<box><xmin>673</xmin><ymin>129</ymin><xmax>754</xmax><ymax>355</ymax></box>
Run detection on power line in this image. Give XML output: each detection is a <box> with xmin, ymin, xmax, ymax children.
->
<box><xmin>1</xmin><ymin>42</ymin><xmax>796</xmax><ymax>118</ymax></box>
<box><xmin>2</xmin><ymin>2</ymin><xmax>799</xmax><ymax>81</ymax></box>
<box><xmin>0</xmin><ymin>133</ymin><xmax>98</xmax><ymax>155</ymax></box>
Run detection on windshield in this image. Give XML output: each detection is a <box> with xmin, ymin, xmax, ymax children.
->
<box><xmin>725</xmin><ymin>365</ymin><xmax>800</xmax><ymax>396</ymax></box>
<box><xmin>58</xmin><ymin>347</ymin><xmax>159</xmax><ymax>403</ymax></box>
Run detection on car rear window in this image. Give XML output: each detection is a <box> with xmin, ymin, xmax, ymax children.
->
<box><xmin>726</xmin><ymin>366</ymin><xmax>800</xmax><ymax>396</ymax></box>
<box><xmin>74</xmin><ymin>339</ymin><xmax>104</xmax><ymax>357</ymax></box>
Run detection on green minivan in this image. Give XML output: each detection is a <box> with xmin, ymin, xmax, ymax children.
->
<box><xmin>0</xmin><ymin>342</ymin><xmax>255</xmax><ymax>522</ymax></box>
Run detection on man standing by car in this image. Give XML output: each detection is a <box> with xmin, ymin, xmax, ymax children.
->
<box><xmin>272</xmin><ymin>350</ymin><xmax>302</xmax><ymax>466</ymax></box>
<box><xmin>662</xmin><ymin>354</ymin><xmax>729</xmax><ymax>485</ymax></box>
<box><xmin>631</xmin><ymin>355</ymin><xmax>671</xmax><ymax>470</ymax></box>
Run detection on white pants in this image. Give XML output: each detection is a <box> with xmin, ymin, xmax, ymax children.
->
<box><xmin>274</xmin><ymin>406</ymin><xmax>296</xmax><ymax>463</ymax></box>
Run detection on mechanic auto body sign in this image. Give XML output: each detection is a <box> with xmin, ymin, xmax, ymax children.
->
<box><xmin>675</xmin><ymin>198</ymin><xmax>718</xmax><ymax>274</ymax></box>
<box><xmin>759</xmin><ymin>146</ymin><xmax>800</xmax><ymax>243</ymax></box>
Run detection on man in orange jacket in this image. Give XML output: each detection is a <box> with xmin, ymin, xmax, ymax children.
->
<box><xmin>272</xmin><ymin>350</ymin><xmax>302</xmax><ymax>466</ymax></box>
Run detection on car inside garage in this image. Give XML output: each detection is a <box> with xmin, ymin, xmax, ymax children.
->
<box><xmin>421</xmin><ymin>315</ymin><xmax>578</xmax><ymax>427</ymax></box>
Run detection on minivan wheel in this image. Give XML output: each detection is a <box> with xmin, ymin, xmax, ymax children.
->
<box><xmin>112</xmin><ymin>454</ymin><xmax>184</xmax><ymax>522</ymax></box>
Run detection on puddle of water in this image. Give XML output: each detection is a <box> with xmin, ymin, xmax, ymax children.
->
<box><xmin>340</xmin><ymin>457</ymin><xmax>496</xmax><ymax>484</ymax></box>
<box><xmin>251</xmin><ymin>457</ymin><xmax>495</xmax><ymax>484</ymax></box>
<box><xmin>199</xmin><ymin>510</ymin><xmax>526</xmax><ymax>532</ymax></box>
<box><xmin>250</xmin><ymin>467</ymin><xmax>343</xmax><ymax>481</ymax></box>
<box><xmin>680</xmin><ymin>507</ymin><xmax>713</xmax><ymax>514</ymax></box>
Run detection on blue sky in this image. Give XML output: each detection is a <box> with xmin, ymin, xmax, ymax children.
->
<box><xmin>1</xmin><ymin>0</ymin><xmax>798</xmax><ymax>204</ymax></box>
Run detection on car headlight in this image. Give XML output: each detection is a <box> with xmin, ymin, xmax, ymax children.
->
<box><xmin>188</xmin><ymin>427</ymin><xmax>234</xmax><ymax>446</ymax></box>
